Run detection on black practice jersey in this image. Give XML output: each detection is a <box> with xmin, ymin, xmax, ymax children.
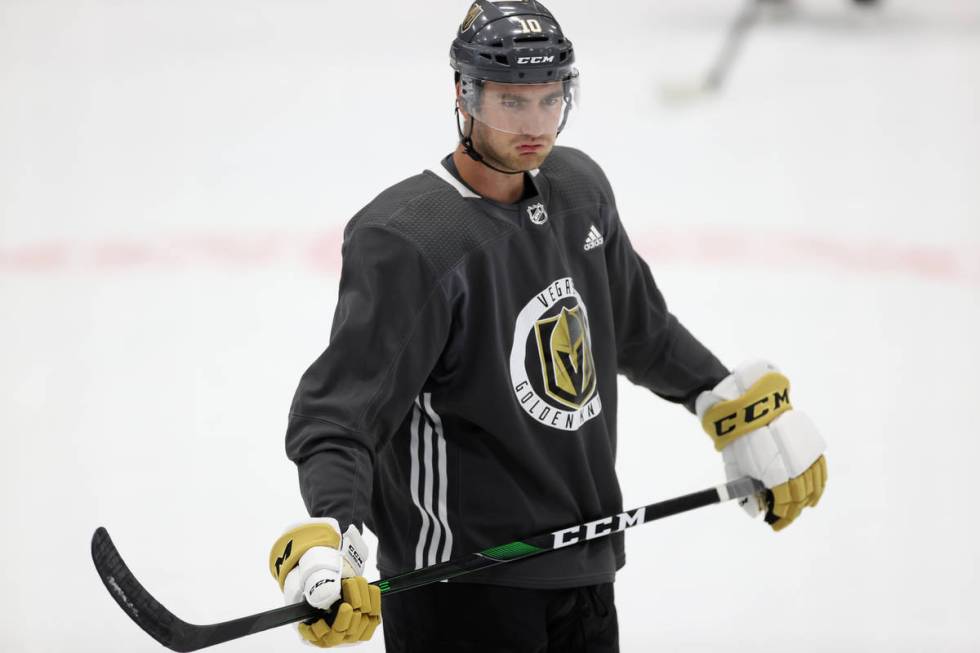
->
<box><xmin>286</xmin><ymin>146</ymin><xmax>728</xmax><ymax>589</ymax></box>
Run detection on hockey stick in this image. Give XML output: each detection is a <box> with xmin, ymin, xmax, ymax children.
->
<box><xmin>659</xmin><ymin>0</ymin><xmax>766</xmax><ymax>104</ymax></box>
<box><xmin>92</xmin><ymin>476</ymin><xmax>763</xmax><ymax>652</ymax></box>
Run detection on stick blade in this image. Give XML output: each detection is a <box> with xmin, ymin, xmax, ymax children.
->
<box><xmin>91</xmin><ymin>527</ymin><xmax>190</xmax><ymax>651</ymax></box>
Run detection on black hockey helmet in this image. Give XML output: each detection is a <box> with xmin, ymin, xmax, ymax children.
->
<box><xmin>450</xmin><ymin>1</ymin><xmax>577</xmax><ymax>84</ymax></box>
<box><xmin>450</xmin><ymin>1</ymin><xmax>579</xmax><ymax>174</ymax></box>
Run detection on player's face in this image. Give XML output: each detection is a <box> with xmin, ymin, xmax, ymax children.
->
<box><xmin>463</xmin><ymin>81</ymin><xmax>564</xmax><ymax>172</ymax></box>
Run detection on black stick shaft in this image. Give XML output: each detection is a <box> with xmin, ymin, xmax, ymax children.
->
<box><xmin>221</xmin><ymin>476</ymin><xmax>761</xmax><ymax>626</ymax></box>
<box><xmin>93</xmin><ymin>477</ymin><xmax>762</xmax><ymax>651</ymax></box>
<box><xmin>376</xmin><ymin>477</ymin><xmax>760</xmax><ymax>596</ymax></box>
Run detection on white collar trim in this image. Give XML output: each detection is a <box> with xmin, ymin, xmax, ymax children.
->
<box><xmin>428</xmin><ymin>162</ymin><xmax>542</xmax><ymax>198</ymax></box>
<box><xmin>429</xmin><ymin>163</ymin><xmax>481</xmax><ymax>198</ymax></box>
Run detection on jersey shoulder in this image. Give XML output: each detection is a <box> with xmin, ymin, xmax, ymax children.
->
<box><xmin>540</xmin><ymin>146</ymin><xmax>616</xmax><ymax>207</ymax></box>
<box><xmin>346</xmin><ymin>169</ymin><xmax>517</xmax><ymax>279</ymax></box>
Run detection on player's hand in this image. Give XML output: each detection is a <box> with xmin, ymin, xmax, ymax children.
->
<box><xmin>696</xmin><ymin>360</ymin><xmax>827</xmax><ymax>531</ymax></box>
<box><xmin>269</xmin><ymin>518</ymin><xmax>382</xmax><ymax>647</ymax></box>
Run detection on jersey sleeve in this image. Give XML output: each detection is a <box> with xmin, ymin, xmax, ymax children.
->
<box><xmin>603</xmin><ymin>203</ymin><xmax>729</xmax><ymax>413</ymax></box>
<box><xmin>286</xmin><ymin>225</ymin><xmax>451</xmax><ymax>530</ymax></box>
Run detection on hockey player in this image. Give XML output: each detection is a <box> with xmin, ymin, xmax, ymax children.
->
<box><xmin>268</xmin><ymin>2</ymin><xmax>827</xmax><ymax>651</ymax></box>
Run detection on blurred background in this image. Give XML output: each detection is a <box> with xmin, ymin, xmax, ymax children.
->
<box><xmin>2</xmin><ymin>0</ymin><xmax>978</xmax><ymax>650</ymax></box>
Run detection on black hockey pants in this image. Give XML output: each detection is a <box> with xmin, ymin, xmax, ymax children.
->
<box><xmin>381</xmin><ymin>581</ymin><xmax>619</xmax><ymax>652</ymax></box>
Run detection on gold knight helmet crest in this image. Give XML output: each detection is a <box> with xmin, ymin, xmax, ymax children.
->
<box><xmin>535</xmin><ymin>305</ymin><xmax>597</xmax><ymax>410</ymax></box>
<box><xmin>460</xmin><ymin>3</ymin><xmax>484</xmax><ymax>32</ymax></box>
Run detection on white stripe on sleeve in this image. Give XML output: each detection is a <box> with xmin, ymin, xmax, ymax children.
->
<box><xmin>424</xmin><ymin>393</ymin><xmax>454</xmax><ymax>563</ymax></box>
<box><xmin>409</xmin><ymin>401</ymin><xmax>430</xmax><ymax>570</ymax></box>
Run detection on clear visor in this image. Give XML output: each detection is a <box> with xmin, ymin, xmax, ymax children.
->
<box><xmin>458</xmin><ymin>75</ymin><xmax>579</xmax><ymax>136</ymax></box>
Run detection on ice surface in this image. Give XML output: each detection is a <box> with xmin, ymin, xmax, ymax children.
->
<box><xmin>1</xmin><ymin>1</ymin><xmax>978</xmax><ymax>651</ymax></box>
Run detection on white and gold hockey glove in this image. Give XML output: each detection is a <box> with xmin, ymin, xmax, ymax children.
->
<box><xmin>696</xmin><ymin>360</ymin><xmax>827</xmax><ymax>532</ymax></box>
<box><xmin>269</xmin><ymin>518</ymin><xmax>381</xmax><ymax>647</ymax></box>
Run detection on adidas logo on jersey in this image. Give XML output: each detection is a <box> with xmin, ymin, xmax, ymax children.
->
<box><xmin>583</xmin><ymin>225</ymin><xmax>604</xmax><ymax>251</ymax></box>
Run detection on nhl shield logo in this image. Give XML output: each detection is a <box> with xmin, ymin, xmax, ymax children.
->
<box><xmin>526</xmin><ymin>202</ymin><xmax>548</xmax><ymax>225</ymax></box>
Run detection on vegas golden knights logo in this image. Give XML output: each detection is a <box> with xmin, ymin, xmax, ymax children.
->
<box><xmin>510</xmin><ymin>277</ymin><xmax>603</xmax><ymax>432</ymax></box>
<box><xmin>534</xmin><ymin>306</ymin><xmax>596</xmax><ymax>409</ymax></box>
<box><xmin>460</xmin><ymin>3</ymin><xmax>484</xmax><ymax>32</ymax></box>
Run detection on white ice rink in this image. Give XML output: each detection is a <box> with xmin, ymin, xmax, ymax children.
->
<box><xmin>2</xmin><ymin>0</ymin><xmax>978</xmax><ymax>650</ymax></box>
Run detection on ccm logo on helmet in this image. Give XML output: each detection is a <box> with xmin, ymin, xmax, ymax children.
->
<box><xmin>517</xmin><ymin>56</ymin><xmax>555</xmax><ymax>65</ymax></box>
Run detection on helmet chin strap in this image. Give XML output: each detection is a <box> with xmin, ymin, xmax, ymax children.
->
<box><xmin>455</xmin><ymin>107</ymin><xmax>524</xmax><ymax>176</ymax></box>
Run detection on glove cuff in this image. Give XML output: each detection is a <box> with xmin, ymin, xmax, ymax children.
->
<box><xmin>340</xmin><ymin>524</ymin><xmax>368</xmax><ymax>578</ymax></box>
<box><xmin>699</xmin><ymin>370</ymin><xmax>793</xmax><ymax>451</ymax></box>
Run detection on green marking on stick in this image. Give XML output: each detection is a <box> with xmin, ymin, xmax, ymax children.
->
<box><xmin>479</xmin><ymin>541</ymin><xmax>543</xmax><ymax>561</ymax></box>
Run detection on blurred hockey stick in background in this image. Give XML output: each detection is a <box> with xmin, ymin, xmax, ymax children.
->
<box><xmin>92</xmin><ymin>476</ymin><xmax>764</xmax><ymax>651</ymax></box>
<box><xmin>659</xmin><ymin>0</ymin><xmax>767</xmax><ymax>104</ymax></box>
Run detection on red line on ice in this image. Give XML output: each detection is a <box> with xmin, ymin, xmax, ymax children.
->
<box><xmin>1</xmin><ymin>228</ymin><xmax>977</xmax><ymax>286</ymax></box>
